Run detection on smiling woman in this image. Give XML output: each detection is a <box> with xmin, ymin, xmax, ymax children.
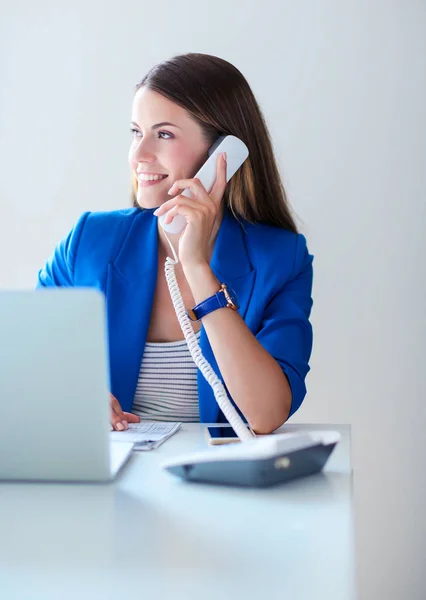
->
<box><xmin>36</xmin><ymin>52</ymin><xmax>314</xmax><ymax>435</ymax></box>
<box><xmin>129</xmin><ymin>53</ymin><xmax>297</xmax><ymax>235</ymax></box>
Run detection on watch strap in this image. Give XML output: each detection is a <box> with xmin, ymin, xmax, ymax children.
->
<box><xmin>187</xmin><ymin>285</ymin><xmax>236</xmax><ymax>322</ymax></box>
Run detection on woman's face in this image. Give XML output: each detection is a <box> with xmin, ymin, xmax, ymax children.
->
<box><xmin>129</xmin><ymin>87</ymin><xmax>212</xmax><ymax>209</ymax></box>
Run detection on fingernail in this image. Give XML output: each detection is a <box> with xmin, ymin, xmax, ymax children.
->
<box><xmin>167</xmin><ymin>187</ymin><xmax>174</xmax><ymax>195</ymax></box>
<box><xmin>153</xmin><ymin>208</ymin><xmax>160</xmax><ymax>216</ymax></box>
<box><xmin>223</xmin><ymin>152</ymin><xmax>227</xmax><ymax>162</ymax></box>
<box><xmin>116</xmin><ymin>423</ymin><xmax>124</xmax><ymax>431</ymax></box>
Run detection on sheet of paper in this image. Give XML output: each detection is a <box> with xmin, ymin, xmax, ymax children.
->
<box><xmin>110</xmin><ymin>421</ymin><xmax>181</xmax><ymax>450</ymax></box>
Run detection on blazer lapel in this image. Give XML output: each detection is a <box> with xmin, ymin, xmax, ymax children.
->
<box><xmin>106</xmin><ymin>210</ymin><xmax>159</xmax><ymax>413</ymax></box>
<box><xmin>198</xmin><ymin>209</ymin><xmax>256</xmax><ymax>422</ymax></box>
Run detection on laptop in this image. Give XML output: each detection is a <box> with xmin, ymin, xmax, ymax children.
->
<box><xmin>0</xmin><ymin>288</ymin><xmax>134</xmax><ymax>482</ymax></box>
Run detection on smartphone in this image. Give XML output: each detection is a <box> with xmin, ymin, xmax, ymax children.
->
<box><xmin>205</xmin><ymin>425</ymin><xmax>252</xmax><ymax>445</ymax></box>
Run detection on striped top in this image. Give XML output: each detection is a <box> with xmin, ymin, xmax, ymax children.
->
<box><xmin>132</xmin><ymin>330</ymin><xmax>201</xmax><ymax>422</ymax></box>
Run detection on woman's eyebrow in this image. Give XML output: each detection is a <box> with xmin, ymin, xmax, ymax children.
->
<box><xmin>130</xmin><ymin>121</ymin><xmax>181</xmax><ymax>130</ymax></box>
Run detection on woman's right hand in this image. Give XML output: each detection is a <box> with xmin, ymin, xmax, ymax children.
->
<box><xmin>110</xmin><ymin>394</ymin><xmax>141</xmax><ymax>431</ymax></box>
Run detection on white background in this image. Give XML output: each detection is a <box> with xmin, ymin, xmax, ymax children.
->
<box><xmin>1</xmin><ymin>2</ymin><xmax>425</xmax><ymax>597</ymax></box>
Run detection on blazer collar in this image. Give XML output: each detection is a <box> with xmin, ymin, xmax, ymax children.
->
<box><xmin>112</xmin><ymin>207</ymin><xmax>253</xmax><ymax>286</ymax></box>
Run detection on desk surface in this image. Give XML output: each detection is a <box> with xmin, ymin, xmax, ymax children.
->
<box><xmin>0</xmin><ymin>424</ymin><xmax>354</xmax><ymax>600</ymax></box>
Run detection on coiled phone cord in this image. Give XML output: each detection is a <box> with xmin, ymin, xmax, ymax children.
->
<box><xmin>162</xmin><ymin>233</ymin><xmax>254</xmax><ymax>442</ymax></box>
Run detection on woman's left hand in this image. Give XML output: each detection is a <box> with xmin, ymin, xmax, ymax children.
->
<box><xmin>154</xmin><ymin>152</ymin><xmax>227</xmax><ymax>270</ymax></box>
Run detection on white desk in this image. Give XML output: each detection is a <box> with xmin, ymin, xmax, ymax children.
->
<box><xmin>0</xmin><ymin>424</ymin><xmax>354</xmax><ymax>600</ymax></box>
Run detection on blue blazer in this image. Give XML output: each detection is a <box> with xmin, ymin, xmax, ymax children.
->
<box><xmin>37</xmin><ymin>207</ymin><xmax>313</xmax><ymax>423</ymax></box>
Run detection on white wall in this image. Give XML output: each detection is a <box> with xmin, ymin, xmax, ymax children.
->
<box><xmin>2</xmin><ymin>1</ymin><xmax>424</xmax><ymax>427</ymax></box>
<box><xmin>1</xmin><ymin>2</ymin><xmax>425</xmax><ymax>400</ymax></box>
<box><xmin>1</xmin><ymin>3</ymin><xmax>425</xmax><ymax>594</ymax></box>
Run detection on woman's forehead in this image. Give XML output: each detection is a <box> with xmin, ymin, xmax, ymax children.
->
<box><xmin>132</xmin><ymin>87</ymin><xmax>190</xmax><ymax>126</ymax></box>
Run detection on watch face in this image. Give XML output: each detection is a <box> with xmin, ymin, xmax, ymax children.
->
<box><xmin>226</xmin><ymin>285</ymin><xmax>239</xmax><ymax>309</ymax></box>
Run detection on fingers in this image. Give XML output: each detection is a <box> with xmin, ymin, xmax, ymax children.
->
<box><xmin>110</xmin><ymin>394</ymin><xmax>128</xmax><ymax>431</ymax></box>
<box><xmin>111</xmin><ymin>413</ymin><xmax>127</xmax><ymax>431</ymax></box>
<box><xmin>162</xmin><ymin>198</ymin><xmax>203</xmax><ymax>224</ymax></box>
<box><xmin>166</xmin><ymin>178</ymin><xmax>206</xmax><ymax>200</ymax></box>
<box><xmin>110</xmin><ymin>394</ymin><xmax>124</xmax><ymax>417</ymax></box>
<box><xmin>210</xmin><ymin>152</ymin><xmax>227</xmax><ymax>203</ymax></box>
<box><xmin>109</xmin><ymin>394</ymin><xmax>142</xmax><ymax>431</ymax></box>
<box><xmin>123</xmin><ymin>412</ymin><xmax>141</xmax><ymax>423</ymax></box>
<box><xmin>154</xmin><ymin>153</ymin><xmax>227</xmax><ymax>220</ymax></box>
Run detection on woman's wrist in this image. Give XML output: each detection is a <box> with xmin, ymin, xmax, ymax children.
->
<box><xmin>183</xmin><ymin>262</ymin><xmax>221</xmax><ymax>306</ymax></box>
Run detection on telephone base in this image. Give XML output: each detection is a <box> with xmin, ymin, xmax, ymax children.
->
<box><xmin>162</xmin><ymin>431</ymin><xmax>340</xmax><ymax>488</ymax></box>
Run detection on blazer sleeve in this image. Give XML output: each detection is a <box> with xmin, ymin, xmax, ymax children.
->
<box><xmin>256</xmin><ymin>233</ymin><xmax>314</xmax><ymax>418</ymax></box>
<box><xmin>36</xmin><ymin>212</ymin><xmax>90</xmax><ymax>288</ymax></box>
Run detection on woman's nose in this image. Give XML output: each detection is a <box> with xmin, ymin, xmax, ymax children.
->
<box><xmin>129</xmin><ymin>138</ymin><xmax>156</xmax><ymax>164</ymax></box>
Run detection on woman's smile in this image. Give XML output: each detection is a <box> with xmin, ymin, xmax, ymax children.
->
<box><xmin>137</xmin><ymin>172</ymin><xmax>169</xmax><ymax>187</ymax></box>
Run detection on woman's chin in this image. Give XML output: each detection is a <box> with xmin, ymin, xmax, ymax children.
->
<box><xmin>136</xmin><ymin>193</ymin><xmax>166</xmax><ymax>210</ymax></box>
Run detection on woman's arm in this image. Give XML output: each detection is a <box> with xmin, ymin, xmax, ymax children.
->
<box><xmin>184</xmin><ymin>263</ymin><xmax>293</xmax><ymax>435</ymax></box>
<box><xmin>152</xmin><ymin>164</ymin><xmax>313</xmax><ymax>432</ymax></box>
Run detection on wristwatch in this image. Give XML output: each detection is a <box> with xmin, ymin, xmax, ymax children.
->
<box><xmin>187</xmin><ymin>283</ymin><xmax>239</xmax><ymax>322</ymax></box>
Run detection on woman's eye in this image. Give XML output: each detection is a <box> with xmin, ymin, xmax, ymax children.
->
<box><xmin>130</xmin><ymin>129</ymin><xmax>173</xmax><ymax>140</ymax></box>
<box><xmin>158</xmin><ymin>131</ymin><xmax>174</xmax><ymax>140</ymax></box>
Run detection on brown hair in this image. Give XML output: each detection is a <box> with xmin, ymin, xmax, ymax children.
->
<box><xmin>131</xmin><ymin>53</ymin><xmax>298</xmax><ymax>233</ymax></box>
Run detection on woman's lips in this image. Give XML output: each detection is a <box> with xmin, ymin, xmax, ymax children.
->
<box><xmin>137</xmin><ymin>175</ymin><xmax>168</xmax><ymax>187</ymax></box>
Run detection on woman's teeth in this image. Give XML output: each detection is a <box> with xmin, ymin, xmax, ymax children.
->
<box><xmin>138</xmin><ymin>174</ymin><xmax>168</xmax><ymax>181</ymax></box>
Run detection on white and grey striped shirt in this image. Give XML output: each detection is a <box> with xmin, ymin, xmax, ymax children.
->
<box><xmin>132</xmin><ymin>330</ymin><xmax>201</xmax><ymax>422</ymax></box>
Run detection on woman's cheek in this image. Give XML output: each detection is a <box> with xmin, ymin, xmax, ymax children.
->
<box><xmin>168</xmin><ymin>145</ymin><xmax>206</xmax><ymax>180</ymax></box>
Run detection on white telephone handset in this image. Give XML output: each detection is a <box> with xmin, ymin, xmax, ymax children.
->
<box><xmin>154</xmin><ymin>135</ymin><xmax>254</xmax><ymax>441</ymax></box>
<box><xmin>158</xmin><ymin>135</ymin><xmax>249</xmax><ymax>234</ymax></box>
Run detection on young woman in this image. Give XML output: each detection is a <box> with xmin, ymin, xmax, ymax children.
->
<box><xmin>37</xmin><ymin>53</ymin><xmax>313</xmax><ymax>435</ymax></box>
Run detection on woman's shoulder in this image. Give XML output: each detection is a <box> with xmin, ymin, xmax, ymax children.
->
<box><xmin>241</xmin><ymin>219</ymin><xmax>313</xmax><ymax>278</ymax></box>
<box><xmin>78</xmin><ymin>207</ymin><xmax>142</xmax><ymax>234</ymax></box>
<box><xmin>73</xmin><ymin>207</ymin><xmax>143</xmax><ymax>249</ymax></box>
<box><xmin>68</xmin><ymin>208</ymin><xmax>147</xmax><ymax>278</ymax></box>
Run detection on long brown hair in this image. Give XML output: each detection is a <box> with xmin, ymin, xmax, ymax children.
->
<box><xmin>131</xmin><ymin>53</ymin><xmax>298</xmax><ymax>233</ymax></box>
